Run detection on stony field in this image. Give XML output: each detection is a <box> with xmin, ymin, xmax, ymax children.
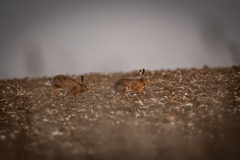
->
<box><xmin>0</xmin><ymin>66</ymin><xmax>240</xmax><ymax>160</ymax></box>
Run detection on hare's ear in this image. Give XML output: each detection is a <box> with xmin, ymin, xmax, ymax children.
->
<box><xmin>142</xmin><ymin>69</ymin><xmax>145</xmax><ymax>76</ymax></box>
<box><xmin>81</xmin><ymin>76</ymin><xmax>84</xmax><ymax>84</ymax></box>
<box><xmin>139</xmin><ymin>69</ymin><xmax>142</xmax><ymax>76</ymax></box>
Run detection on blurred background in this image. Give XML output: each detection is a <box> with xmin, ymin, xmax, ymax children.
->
<box><xmin>0</xmin><ymin>0</ymin><xmax>240</xmax><ymax>79</ymax></box>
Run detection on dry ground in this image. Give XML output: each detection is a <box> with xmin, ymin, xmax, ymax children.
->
<box><xmin>0</xmin><ymin>66</ymin><xmax>240</xmax><ymax>160</ymax></box>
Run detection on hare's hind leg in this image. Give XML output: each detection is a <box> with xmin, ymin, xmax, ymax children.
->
<box><xmin>122</xmin><ymin>85</ymin><xmax>129</xmax><ymax>96</ymax></box>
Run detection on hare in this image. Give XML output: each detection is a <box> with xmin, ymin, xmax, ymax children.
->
<box><xmin>114</xmin><ymin>69</ymin><xmax>150</xmax><ymax>95</ymax></box>
<box><xmin>51</xmin><ymin>75</ymin><xmax>90</xmax><ymax>97</ymax></box>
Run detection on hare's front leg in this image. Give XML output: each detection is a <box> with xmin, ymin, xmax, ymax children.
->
<box><xmin>51</xmin><ymin>85</ymin><xmax>59</xmax><ymax>97</ymax></box>
<box><xmin>72</xmin><ymin>89</ymin><xmax>79</xmax><ymax>97</ymax></box>
<box><xmin>136</xmin><ymin>88</ymin><xmax>142</xmax><ymax>94</ymax></box>
<box><xmin>133</xmin><ymin>85</ymin><xmax>142</xmax><ymax>94</ymax></box>
<box><xmin>139</xmin><ymin>89</ymin><xmax>143</xmax><ymax>94</ymax></box>
<box><xmin>70</xmin><ymin>86</ymin><xmax>80</xmax><ymax>97</ymax></box>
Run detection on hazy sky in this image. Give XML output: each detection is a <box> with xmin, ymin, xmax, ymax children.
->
<box><xmin>0</xmin><ymin>0</ymin><xmax>240</xmax><ymax>79</ymax></box>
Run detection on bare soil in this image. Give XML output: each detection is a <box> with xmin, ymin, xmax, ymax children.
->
<box><xmin>0</xmin><ymin>66</ymin><xmax>240</xmax><ymax>160</ymax></box>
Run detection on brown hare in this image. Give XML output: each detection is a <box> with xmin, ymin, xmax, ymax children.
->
<box><xmin>51</xmin><ymin>75</ymin><xmax>90</xmax><ymax>97</ymax></box>
<box><xmin>114</xmin><ymin>69</ymin><xmax>150</xmax><ymax>95</ymax></box>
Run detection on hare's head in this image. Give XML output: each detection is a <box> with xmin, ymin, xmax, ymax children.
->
<box><xmin>81</xmin><ymin>76</ymin><xmax>91</xmax><ymax>91</ymax></box>
<box><xmin>140</xmin><ymin>69</ymin><xmax>150</xmax><ymax>85</ymax></box>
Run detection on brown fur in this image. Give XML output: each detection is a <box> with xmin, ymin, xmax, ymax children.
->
<box><xmin>51</xmin><ymin>75</ymin><xmax>90</xmax><ymax>97</ymax></box>
<box><xmin>114</xmin><ymin>69</ymin><xmax>150</xmax><ymax>95</ymax></box>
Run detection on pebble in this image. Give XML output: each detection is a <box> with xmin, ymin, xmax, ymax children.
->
<box><xmin>185</xmin><ymin>103</ymin><xmax>193</xmax><ymax>107</ymax></box>
<box><xmin>43</xmin><ymin>119</ymin><xmax>48</xmax><ymax>122</ymax></box>
<box><xmin>137</xmin><ymin>100</ymin><xmax>143</xmax><ymax>105</ymax></box>
<box><xmin>0</xmin><ymin>135</ymin><xmax>6</xmax><ymax>140</ymax></box>
<box><xmin>188</xmin><ymin>122</ymin><xmax>194</xmax><ymax>127</ymax></box>
<box><xmin>52</xmin><ymin>131</ymin><xmax>63</xmax><ymax>136</ymax></box>
<box><xmin>109</xmin><ymin>111</ymin><xmax>115</xmax><ymax>114</ymax></box>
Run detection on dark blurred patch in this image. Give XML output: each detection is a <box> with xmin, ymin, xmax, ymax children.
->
<box><xmin>24</xmin><ymin>42</ymin><xmax>45</xmax><ymax>77</ymax></box>
<box><xmin>229</xmin><ymin>42</ymin><xmax>240</xmax><ymax>64</ymax></box>
<box><xmin>200</xmin><ymin>16</ymin><xmax>226</xmax><ymax>46</ymax></box>
<box><xmin>199</xmin><ymin>15</ymin><xmax>227</xmax><ymax>53</ymax></box>
<box><xmin>199</xmin><ymin>14</ymin><xmax>240</xmax><ymax>64</ymax></box>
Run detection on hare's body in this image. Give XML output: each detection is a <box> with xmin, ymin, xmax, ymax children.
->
<box><xmin>51</xmin><ymin>75</ymin><xmax>90</xmax><ymax>97</ymax></box>
<box><xmin>114</xmin><ymin>69</ymin><xmax>150</xmax><ymax>95</ymax></box>
<box><xmin>114</xmin><ymin>78</ymin><xmax>146</xmax><ymax>94</ymax></box>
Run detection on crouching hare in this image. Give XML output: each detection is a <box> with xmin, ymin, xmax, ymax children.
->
<box><xmin>51</xmin><ymin>75</ymin><xmax>90</xmax><ymax>97</ymax></box>
<box><xmin>114</xmin><ymin>69</ymin><xmax>150</xmax><ymax>95</ymax></box>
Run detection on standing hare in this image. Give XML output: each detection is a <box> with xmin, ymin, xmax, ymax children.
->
<box><xmin>51</xmin><ymin>75</ymin><xmax>90</xmax><ymax>97</ymax></box>
<box><xmin>114</xmin><ymin>69</ymin><xmax>150</xmax><ymax>95</ymax></box>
